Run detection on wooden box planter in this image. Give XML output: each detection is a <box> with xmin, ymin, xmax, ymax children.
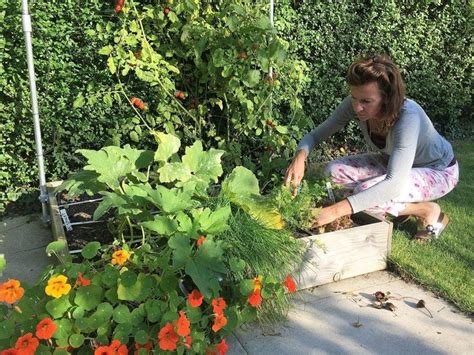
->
<box><xmin>48</xmin><ymin>182</ymin><xmax>392</xmax><ymax>287</ymax></box>
<box><xmin>294</xmin><ymin>212</ymin><xmax>393</xmax><ymax>290</ymax></box>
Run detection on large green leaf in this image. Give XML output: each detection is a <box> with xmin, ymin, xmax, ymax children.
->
<box><xmin>185</xmin><ymin>239</ymin><xmax>227</xmax><ymax>298</ymax></box>
<box><xmin>74</xmin><ymin>285</ymin><xmax>103</xmax><ymax>311</ymax></box>
<box><xmin>182</xmin><ymin>141</ymin><xmax>224</xmax><ymax>183</ymax></box>
<box><xmin>153</xmin><ymin>132</ymin><xmax>181</xmax><ymax>162</ymax></box>
<box><xmin>168</xmin><ymin>234</ymin><xmax>192</xmax><ymax>268</ymax></box>
<box><xmin>192</xmin><ymin>206</ymin><xmax>231</xmax><ymax>235</ymax></box>
<box><xmin>46</xmin><ymin>296</ymin><xmax>72</xmax><ymax>319</ymax></box>
<box><xmin>141</xmin><ymin>215</ymin><xmax>178</xmax><ymax>236</ymax></box>
<box><xmin>158</xmin><ymin>162</ymin><xmax>192</xmax><ymax>183</ymax></box>
<box><xmin>222</xmin><ymin>166</ymin><xmax>260</xmax><ymax>196</ymax></box>
<box><xmin>78</xmin><ymin>146</ymin><xmax>153</xmax><ymax>190</ymax></box>
<box><xmin>144</xmin><ymin>185</ymin><xmax>194</xmax><ymax>213</ymax></box>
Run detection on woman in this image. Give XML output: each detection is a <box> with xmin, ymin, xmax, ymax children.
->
<box><xmin>284</xmin><ymin>54</ymin><xmax>458</xmax><ymax>242</ymax></box>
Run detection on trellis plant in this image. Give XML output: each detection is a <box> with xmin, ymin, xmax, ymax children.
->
<box><xmin>0</xmin><ymin>133</ymin><xmax>298</xmax><ymax>353</ymax></box>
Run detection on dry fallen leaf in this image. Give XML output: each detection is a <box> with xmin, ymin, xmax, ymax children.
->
<box><xmin>384</xmin><ymin>302</ymin><xmax>397</xmax><ymax>312</ymax></box>
<box><xmin>416</xmin><ymin>299</ymin><xmax>426</xmax><ymax>308</ymax></box>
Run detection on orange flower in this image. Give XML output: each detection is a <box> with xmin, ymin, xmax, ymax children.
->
<box><xmin>212</xmin><ymin>313</ymin><xmax>227</xmax><ymax>332</ymax></box>
<box><xmin>35</xmin><ymin>318</ymin><xmax>57</xmax><ymax>340</ymax></box>
<box><xmin>196</xmin><ymin>235</ymin><xmax>206</xmax><ymax>246</ymax></box>
<box><xmin>158</xmin><ymin>323</ymin><xmax>179</xmax><ymax>351</ymax></box>
<box><xmin>110</xmin><ymin>339</ymin><xmax>128</xmax><ymax>355</ymax></box>
<box><xmin>45</xmin><ymin>275</ymin><xmax>71</xmax><ymax>299</ymax></box>
<box><xmin>111</xmin><ymin>250</ymin><xmax>131</xmax><ymax>266</ymax></box>
<box><xmin>94</xmin><ymin>346</ymin><xmax>113</xmax><ymax>355</ymax></box>
<box><xmin>0</xmin><ymin>349</ymin><xmax>19</xmax><ymax>355</ymax></box>
<box><xmin>284</xmin><ymin>275</ymin><xmax>297</xmax><ymax>293</ymax></box>
<box><xmin>75</xmin><ymin>272</ymin><xmax>91</xmax><ymax>287</ymax></box>
<box><xmin>187</xmin><ymin>289</ymin><xmax>203</xmax><ymax>308</ymax></box>
<box><xmin>0</xmin><ymin>279</ymin><xmax>24</xmax><ymax>304</ymax></box>
<box><xmin>211</xmin><ymin>297</ymin><xmax>227</xmax><ymax>315</ymax></box>
<box><xmin>130</xmin><ymin>97</ymin><xmax>145</xmax><ymax>110</ymax></box>
<box><xmin>174</xmin><ymin>310</ymin><xmax>190</xmax><ymax>337</ymax></box>
<box><xmin>134</xmin><ymin>341</ymin><xmax>153</xmax><ymax>354</ymax></box>
<box><xmin>114</xmin><ymin>0</ymin><xmax>125</xmax><ymax>13</ymax></box>
<box><xmin>248</xmin><ymin>289</ymin><xmax>262</xmax><ymax>307</ymax></box>
<box><xmin>15</xmin><ymin>333</ymin><xmax>39</xmax><ymax>354</ymax></box>
<box><xmin>216</xmin><ymin>339</ymin><xmax>228</xmax><ymax>355</ymax></box>
<box><xmin>184</xmin><ymin>335</ymin><xmax>192</xmax><ymax>349</ymax></box>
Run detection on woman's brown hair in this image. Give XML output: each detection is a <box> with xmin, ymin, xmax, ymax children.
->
<box><xmin>346</xmin><ymin>54</ymin><xmax>406</xmax><ymax>127</ymax></box>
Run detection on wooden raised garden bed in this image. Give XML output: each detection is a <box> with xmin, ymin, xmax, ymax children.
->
<box><xmin>48</xmin><ymin>182</ymin><xmax>392</xmax><ymax>287</ymax></box>
<box><xmin>294</xmin><ymin>212</ymin><xmax>392</xmax><ymax>290</ymax></box>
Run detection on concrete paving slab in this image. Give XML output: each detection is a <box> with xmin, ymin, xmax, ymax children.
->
<box><xmin>233</xmin><ymin>271</ymin><xmax>473</xmax><ymax>355</ymax></box>
<box><xmin>0</xmin><ymin>214</ymin><xmax>54</xmax><ymax>285</ymax></box>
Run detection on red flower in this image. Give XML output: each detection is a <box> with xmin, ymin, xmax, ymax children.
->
<box><xmin>187</xmin><ymin>289</ymin><xmax>203</xmax><ymax>308</ymax></box>
<box><xmin>130</xmin><ymin>97</ymin><xmax>145</xmax><ymax>110</ymax></box>
<box><xmin>35</xmin><ymin>318</ymin><xmax>57</xmax><ymax>340</ymax></box>
<box><xmin>284</xmin><ymin>275</ymin><xmax>297</xmax><ymax>293</ymax></box>
<box><xmin>76</xmin><ymin>272</ymin><xmax>91</xmax><ymax>287</ymax></box>
<box><xmin>216</xmin><ymin>339</ymin><xmax>228</xmax><ymax>355</ymax></box>
<box><xmin>248</xmin><ymin>289</ymin><xmax>262</xmax><ymax>307</ymax></box>
<box><xmin>15</xmin><ymin>333</ymin><xmax>39</xmax><ymax>354</ymax></box>
<box><xmin>196</xmin><ymin>235</ymin><xmax>206</xmax><ymax>246</ymax></box>
<box><xmin>212</xmin><ymin>313</ymin><xmax>227</xmax><ymax>332</ymax></box>
<box><xmin>211</xmin><ymin>297</ymin><xmax>227</xmax><ymax>315</ymax></box>
<box><xmin>174</xmin><ymin>310</ymin><xmax>190</xmax><ymax>337</ymax></box>
<box><xmin>158</xmin><ymin>323</ymin><xmax>179</xmax><ymax>351</ymax></box>
<box><xmin>1</xmin><ymin>349</ymin><xmax>19</xmax><ymax>355</ymax></box>
<box><xmin>114</xmin><ymin>0</ymin><xmax>125</xmax><ymax>13</ymax></box>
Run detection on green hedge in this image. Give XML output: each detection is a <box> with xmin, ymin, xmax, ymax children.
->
<box><xmin>276</xmin><ymin>0</ymin><xmax>472</xmax><ymax>141</ymax></box>
<box><xmin>0</xmin><ymin>0</ymin><xmax>123</xmax><ymax>211</ymax></box>
<box><xmin>1</xmin><ymin>0</ymin><xmax>472</xmax><ymax>212</ymax></box>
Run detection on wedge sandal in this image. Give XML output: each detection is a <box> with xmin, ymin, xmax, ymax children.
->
<box><xmin>414</xmin><ymin>212</ymin><xmax>450</xmax><ymax>244</ymax></box>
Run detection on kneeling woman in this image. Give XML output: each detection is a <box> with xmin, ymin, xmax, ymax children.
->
<box><xmin>285</xmin><ymin>54</ymin><xmax>458</xmax><ymax>242</ymax></box>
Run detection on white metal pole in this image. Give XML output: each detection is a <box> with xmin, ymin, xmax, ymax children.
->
<box><xmin>269</xmin><ymin>0</ymin><xmax>274</xmax><ymax>80</ymax></box>
<box><xmin>21</xmin><ymin>0</ymin><xmax>49</xmax><ymax>224</ymax></box>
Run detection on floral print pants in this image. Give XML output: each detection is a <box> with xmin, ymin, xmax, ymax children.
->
<box><xmin>324</xmin><ymin>153</ymin><xmax>459</xmax><ymax>217</ymax></box>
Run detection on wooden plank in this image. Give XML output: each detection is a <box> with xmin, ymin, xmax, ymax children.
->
<box><xmin>294</xmin><ymin>213</ymin><xmax>392</xmax><ymax>289</ymax></box>
<box><xmin>46</xmin><ymin>181</ymin><xmax>70</xmax><ymax>258</ymax></box>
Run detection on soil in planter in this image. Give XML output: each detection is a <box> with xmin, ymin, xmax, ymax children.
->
<box><xmin>58</xmin><ymin>193</ymin><xmax>115</xmax><ymax>250</ymax></box>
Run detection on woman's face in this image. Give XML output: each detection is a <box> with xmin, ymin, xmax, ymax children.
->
<box><xmin>350</xmin><ymin>82</ymin><xmax>383</xmax><ymax>121</ymax></box>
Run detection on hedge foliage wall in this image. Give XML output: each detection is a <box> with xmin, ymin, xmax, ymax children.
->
<box><xmin>0</xmin><ymin>0</ymin><xmax>472</xmax><ymax>212</ymax></box>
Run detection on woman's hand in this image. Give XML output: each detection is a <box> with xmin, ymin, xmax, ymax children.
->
<box><xmin>312</xmin><ymin>199</ymin><xmax>353</xmax><ymax>227</ymax></box>
<box><xmin>284</xmin><ymin>149</ymin><xmax>307</xmax><ymax>196</ymax></box>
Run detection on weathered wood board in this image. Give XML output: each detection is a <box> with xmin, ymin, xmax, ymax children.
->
<box><xmin>47</xmin><ymin>181</ymin><xmax>69</xmax><ymax>257</ymax></box>
<box><xmin>294</xmin><ymin>212</ymin><xmax>393</xmax><ymax>289</ymax></box>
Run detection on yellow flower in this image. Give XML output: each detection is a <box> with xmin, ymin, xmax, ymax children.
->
<box><xmin>111</xmin><ymin>250</ymin><xmax>131</xmax><ymax>266</ymax></box>
<box><xmin>45</xmin><ymin>275</ymin><xmax>71</xmax><ymax>299</ymax></box>
<box><xmin>253</xmin><ymin>276</ymin><xmax>263</xmax><ymax>292</ymax></box>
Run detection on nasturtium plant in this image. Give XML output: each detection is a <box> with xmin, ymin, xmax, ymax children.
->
<box><xmin>0</xmin><ymin>132</ymin><xmax>301</xmax><ymax>352</ymax></box>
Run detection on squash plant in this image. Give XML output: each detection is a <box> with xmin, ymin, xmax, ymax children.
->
<box><xmin>0</xmin><ymin>133</ymin><xmax>298</xmax><ymax>353</ymax></box>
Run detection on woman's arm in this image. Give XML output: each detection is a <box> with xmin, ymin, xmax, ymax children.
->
<box><xmin>312</xmin><ymin>199</ymin><xmax>353</xmax><ymax>227</ymax></box>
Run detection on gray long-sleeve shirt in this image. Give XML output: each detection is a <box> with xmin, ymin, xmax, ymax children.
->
<box><xmin>297</xmin><ymin>96</ymin><xmax>455</xmax><ymax>213</ymax></box>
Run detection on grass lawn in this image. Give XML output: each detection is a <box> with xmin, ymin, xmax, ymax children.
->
<box><xmin>389</xmin><ymin>140</ymin><xmax>474</xmax><ymax>314</ymax></box>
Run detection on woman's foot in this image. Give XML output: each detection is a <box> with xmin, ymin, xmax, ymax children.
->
<box><xmin>418</xmin><ymin>202</ymin><xmax>441</xmax><ymax>227</ymax></box>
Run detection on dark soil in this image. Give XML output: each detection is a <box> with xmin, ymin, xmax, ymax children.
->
<box><xmin>57</xmin><ymin>193</ymin><xmax>115</xmax><ymax>250</ymax></box>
